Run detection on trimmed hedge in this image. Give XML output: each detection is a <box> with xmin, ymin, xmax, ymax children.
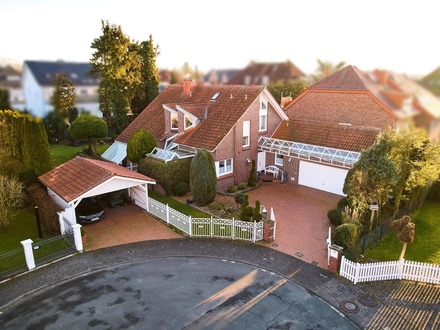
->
<box><xmin>327</xmin><ymin>208</ymin><xmax>343</xmax><ymax>227</ymax></box>
<box><xmin>334</xmin><ymin>223</ymin><xmax>358</xmax><ymax>249</ymax></box>
<box><xmin>139</xmin><ymin>157</ymin><xmax>191</xmax><ymax>196</ymax></box>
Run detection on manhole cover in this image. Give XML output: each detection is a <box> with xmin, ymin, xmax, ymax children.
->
<box><xmin>339</xmin><ymin>300</ymin><xmax>360</xmax><ymax>314</ymax></box>
<box><xmin>358</xmin><ymin>294</ymin><xmax>378</xmax><ymax>307</ymax></box>
<box><xmin>311</xmin><ymin>261</ymin><xmax>318</xmax><ymax>266</ymax></box>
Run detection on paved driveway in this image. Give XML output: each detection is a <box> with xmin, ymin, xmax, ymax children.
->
<box><xmin>82</xmin><ymin>204</ymin><xmax>181</xmax><ymax>251</ymax></box>
<box><xmin>247</xmin><ymin>183</ymin><xmax>340</xmax><ymax>267</ymax></box>
<box><xmin>0</xmin><ymin>258</ymin><xmax>356</xmax><ymax>329</ymax></box>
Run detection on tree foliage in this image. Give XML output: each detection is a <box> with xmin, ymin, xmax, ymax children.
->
<box><xmin>267</xmin><ymin>80</ymin><xmax>308</xmax><ymax>104</ymax></box>
<box><xmin>312</xmin><ymin>59</ymin><xmax>346</xmax><ymax>82</ymax></box>
<box><xmin>391</xmin><ymin>215</ymin><xmax>415</xmax><ymax>260</ymax></box>
<box><xmin>69</xmin><ymin>114</ymin><xmax>108</xmax><ymax>152</ymax></box>
<box><xmin>90</xmin><ymin>20</ymin><xmax>160</xmax><ymax>130</ymax></box>
<box><xmin>126</xmin><ymin>129</ymin><xmax>157</xmax><ymax>163</ymax></box>
<box><xmin>189</xmin><ymin>150</ymin><xmax>217</xmax><ymax>206</ymax></box>
<box><xmin>0</xmin><ymin>89</ymin><xmax>10</xmax><ymax>110</ymax></box>
<box><xmin>51</xmin><ymin>73</ymin><xmax>75</xmax><ymax>126</ymax></box>
<box><xmin>0</xmin><ymin>175</ymin><xmax>24</xmax><ymax>232</ymax></box>
<box><xmin>22</xmin><ymin>117</ymin><xmax>52</xmax><ymax>175</ymax></box>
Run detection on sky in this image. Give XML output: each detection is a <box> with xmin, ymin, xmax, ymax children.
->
<box><xmin>0</xmin><ymin>0</ymin><xmax>438</xmax><ymax>77</ymax></box>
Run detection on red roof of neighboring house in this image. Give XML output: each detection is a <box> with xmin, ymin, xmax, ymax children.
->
<box><xmin>39</xmin><ymin>156</ymin><xmax>155</xmax><ymax>203</ymax></box>
<box><xmin>308</xmin><ymin>65</ymin><xmax>368</xmax><ymax>91</ymax></box>
<box><xmin>228</xmin><ymin>60</ymin><xmax>305</xmax><ymax>85</ymax></box>
<box><xmin>273</xmin><ymin>120</ymin><xmax>380</xmax><ymax>152</ymax></box>
<box><xmin>117</xmin><ymin>84</ymin><xmax>265</xmax><ymax>151</ymax></box>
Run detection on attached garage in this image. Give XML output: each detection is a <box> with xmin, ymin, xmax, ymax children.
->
<box><xmin>39</xmin><ymin>156</ymin><xmax>156</xmax><ymax>228</ymax></box>
<box><xmin>298</xmin><ymin>161</ymin><xmax>348</xmax><ymax>196</ymax></box>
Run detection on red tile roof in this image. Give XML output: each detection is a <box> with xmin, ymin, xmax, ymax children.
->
<box><xmin>227</xmin><ymin>60</ymin><xmax>305</xmax><ymax>85</ymax></box>
<box><xmin>273</xmin><ymin>120</ymin><xmax>380</xmax><ymax>152</ymax></box>
<box><xmin>117</xmin><ymin>84</ymin><xmax>265</xmax><ymax>151</ymax></box>
<box><xmin>39</xmin><ymin>157</ymin><xmax>155</xmax><ymax>203</ymax></box>
<box><xmin>308</xmin><ymin>65</ymin><xmax>368</xmax><ymax>91</ymax></box>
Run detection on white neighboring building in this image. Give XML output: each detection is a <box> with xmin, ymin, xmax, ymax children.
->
<box><xmin>0</xmin><ymin>65</ymin><xmax>26</xmax><ymax>111</ymax></box>
<box><xmin>22</xmin><ymin>60</ymin><xmax>101</xmax><ymax>118</ymax></box>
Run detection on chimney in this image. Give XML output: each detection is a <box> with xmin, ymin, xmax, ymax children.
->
<box><xmin>281</xmin><ymin>96</ymin><xmax>293</xmax><ymax>108</ymax></box>
<box><xmin>183</xmin><ymin>79</ymin><xmax>193</xmax><ymax>95</ymax></box>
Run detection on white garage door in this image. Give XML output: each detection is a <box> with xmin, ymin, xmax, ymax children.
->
<box><xmin>298</xmin><ymin>161</ymin><xmax>348</xmax><ymax>196</ymax></box>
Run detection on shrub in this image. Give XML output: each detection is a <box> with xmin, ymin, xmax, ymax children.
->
<box><xmin>247</xmin><ymin>159</ymin><xmax>257</xmax><ymax>187</ymax></box>
<box><xmin>208</xmin><ymin>201</ymin><xmax>222</xmax><ymax>211</ymax></box>
<box><xmin>240</xmin><ymin>207</ymin><xmax>254</xmax><ymax>221</ymax></box>
<box><xmin>334</xmin><ymin>223</ymin><xmax>358</xmax><ymax>249</ymax></box>
<box><xmin>173</xmin><ymin>181</ymin><xmax>189</xmax><ymax>197</ymax></box>
<box><xmin>327</xmin><ymin>208</ymin><xmax>343</xmax><ymax>226</ymax></box>
<box><xmin>253</xmin><ymin>200</ymin><xmax>262</xmax><ymax>221</ymax></box>
<box><xmin>234</xmin><ymin>192</ymin><xmax>245</xmax><ymax>208</ymax></box>
<box><xmin>237</xmin><ymin>182</ymin><xmax>247</xmax><ymax>190</ymax></box>
<box><xmin>337</xmin><ymin>197</ymin><xmax>349</xmax><ymax>210</ymax></box>
<box><xmin>27</xmin><ymin>183</ymin><xmax>62</xmax><ymax>236</ymax></box>
<box><xmin>126</xmin><ymin>129</ymin><xmax>157</xmax><ymax>163</ymax></box>
<box><xmin>427</xmin><ymin>180</ymin><xmax>440</xmax><ymax>202</ymax></box>
<box><xmin>227</xmin><ymin>185</ymin><xmax>238</xmax><ymax>193</ymax></box>
<box><xmin>190</xmin><ymin>150</ymin><xmax>217</xmax><ymax>206</ymax></box>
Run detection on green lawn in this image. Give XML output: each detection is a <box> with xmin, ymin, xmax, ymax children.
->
<box><xmin>366</xmin><ymin>201</ymin><xmax>440</xmax><ymax>263</ymax></box>
<box><xmin>50</xmin><ymin>144</ymin><xmax>110</xmax><ymax>167</ymax></box>
<box><xmin>0</xmin><ymin>209</ymin><xmax>39</xmax><ymax>255</ymax></box>
<box><xmin>148</xmin><ymin>190</ymin><xmax>209</xmax><ymax>218</ymax></box>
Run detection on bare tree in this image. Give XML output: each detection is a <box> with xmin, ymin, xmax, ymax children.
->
<box><xmin>0</xmin><ymin>175</ymin><xmax>24</xmax><ymax>232</ymax></box>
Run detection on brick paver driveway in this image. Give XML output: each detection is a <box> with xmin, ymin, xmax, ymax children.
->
<box><xmin>82</xmin><ymin>204</ymin><xmax>181</xmax><ymax>251</ymax></box>
<box><xmin>246</xmin><ymin>183</ymin><xmax>340</xmax><ymax>268</ymax></box>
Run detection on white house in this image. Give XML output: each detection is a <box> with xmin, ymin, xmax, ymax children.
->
<box><xmin>0</xmin><ymin>65</ymin><xmax>25</xmax><ymax>111</ymax></box>
<box><xmin>22</xmin><ymin>60</ymin><xmax>101</xmax><ymax>118</ymax></box>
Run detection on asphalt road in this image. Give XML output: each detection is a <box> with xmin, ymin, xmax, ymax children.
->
<box><xmin>0</xmin><ymin>257</ymin><xmax>356</xmax><ymax>329</ymax></box>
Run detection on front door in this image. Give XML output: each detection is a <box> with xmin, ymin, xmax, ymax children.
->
<box><xmin>257</xmin><ymin>151</ymin><xmax>266</xmax><ymax>172</ymax></box>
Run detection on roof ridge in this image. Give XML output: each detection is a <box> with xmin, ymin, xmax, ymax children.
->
<box><xmin>79</xmin><ymin>156</ymin><xmax>114</xmax><ymax>176</ymax></box>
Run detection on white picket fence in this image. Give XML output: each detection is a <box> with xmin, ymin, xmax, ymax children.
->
<box><xmin>147</xmin><ymin>197</ymin><xmax>267</xmax><ymax>243</ymax></box>
<box><xmin>340</xmin><ymin>256</ymin><xmax>440</xmax><ymax>285</ymax></box>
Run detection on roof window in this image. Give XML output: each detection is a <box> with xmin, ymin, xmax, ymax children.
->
<box><xmin>210</xmin><ymin>92</ymin><xmax>220</xmax><ymax>101</ymax></box>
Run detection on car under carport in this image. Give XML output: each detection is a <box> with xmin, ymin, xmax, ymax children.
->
<box><xmin>38</xmin><ymin>156</ymin><xmax>156</xmax><ymax>230</ymax></box>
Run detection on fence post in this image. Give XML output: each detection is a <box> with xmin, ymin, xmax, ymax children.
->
<box><xmin>166</xmin><ymin>204</ymin><xmax>170</xmax><ymax>224</ymax></box>
<box><xmin>354</xmin><ymin>262</ymin><xmax>360</xmax><ymax>284</ymax></box>
<box><xmin>232</xmin><ymin>218</ymin><xmax>235</xmax><ymax>240</ymax></box>
<box><xmin>253</xmin><ymin>221</ymin><xmax>256</xmax><ymax>243</ymax></box>
<box><xmin>58</xmin><ymin>212</ymin><xmax>65</xmax><ymax>235</ymax></box>
<box><xmin>21</xmin><ymin>239</ymin><xmax>35</xmax><ymax>270</ymax></box>
<box><xmin>399</xmin><ymin>258</ymin><xmax>405</xmax><ymax>280</ymax></box>
<box><xmin>71</xmin><ymin>224</ymin><xmax>83</xmax><ymax>252</ymax></box>
<box><xmin>210</xmin><ymin>216</ymin><xmax>213</xmax><ymax>238</ymax></box>
<box><xmin>189</xmin><ymin>215</ymin><xmax>192</xmax><ymax>237</ymax></box>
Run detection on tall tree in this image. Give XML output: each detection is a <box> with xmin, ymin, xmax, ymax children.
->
<box><xmin>49</xmin><ymin>73</ymin><xmax>76</xmax><ymax>139</ymax></box>
<box><xmin>190</xmin><ymin>150</ymin><xmax>217</xmax><ymax>206</ymax></box>
<box><xmin>69</xmin><ymin>114</ymin><xmax>108</xmax><ymax>153</ymax></box>
<box><xmin>22</xmin><ymin>117</ymin><xmax>52</xmax><ymax>175</ymax></box>
<box><xmin>312</xmin><ymin>59</ymin><xmax>346</xmax><ymax>82</ymax></box>
<box><xmin>391</xmin><ymin>215</ymin><xmax>415</xmax><ymax>260</ymax></box>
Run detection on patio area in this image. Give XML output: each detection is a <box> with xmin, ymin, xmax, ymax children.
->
<box><xmin>82</xmin><ymin>204</ymin><xmax>181</xmax><ymax>251</ymax></box>
<box><xmin>246</xmin><ymin>183</ymin><xmax>340</xmax><ymax>267</ymax></box>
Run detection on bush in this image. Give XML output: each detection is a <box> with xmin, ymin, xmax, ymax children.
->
<box><xmin>248</xmin><ymin>159</ymin><xmax>257</xmax><ymax>187</ymax></box>
<box><xmin>237</xmin><ymin>182</ymin><xmax>247</xmax><ymax>190</ymax></box>
<box><xmin>240</xmin><ymin>206</ymin><xmax>254</xmax><ymax>221</ymax></box>
<box><xmin>227</xmin><ymin>185</ymin><xmax>238</xmax><ymax>193</ymax></box>
<box><xmin>334</xmin><ymin>223</ymin><xmax>358</xmax><ymax>249</ymax></box>
<box><xmin>174</xmin><ymin>182</ymin><xmax>189</xmax><ymax>197</ymax></box>
<box><xmin>327</xmin><ymin>208</ymin><xmax>343</xmax><ymax>226</ymax></box>
<box><xmin>337</xmin><ymin>197</ymin><xmax>349</xmax><ymax>210</ymax></box>
<box><xmin>208</xmin><ymin>201</ymin><xmax>222</xmax><ymax>211</ymax></box>
<box><xmin>427</xmin><ymin>181</ymin><xmax>440</xmax><ymax>202</ymax></box>
<box><xmin>190</xmin><ymin>150</ymin><xmax>217</xmax><ymax>206</ymax></box>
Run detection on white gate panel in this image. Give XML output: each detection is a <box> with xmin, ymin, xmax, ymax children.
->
<box><xmin>299</xmin><ymin>161</ymin><xmax>348</xmax><ymax>196</ymax></box>
<box><xmin>130</xmin><ymin>186</ymin><xmax>147</xmax><ymax>209</ymax></box>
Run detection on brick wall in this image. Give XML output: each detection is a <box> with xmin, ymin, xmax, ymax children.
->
<box><xmin>287</xmin><ymin>91</ymin><xmax>396</xmax><ymax>129</ymax></box>
<box><xmin>264</xmin><ymin>152</ymin><xmax>299</xmax><ymax>184</ymax></box>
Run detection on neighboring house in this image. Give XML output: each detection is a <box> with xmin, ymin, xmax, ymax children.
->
<box><xmin>22</xmin><ymin>60</ymin><xmax>100</xmax><ymax>118</ymax></box>
<box><xmin>227</xmin><ymin>60</ymin><xmax>306</xmax><ymax>86</ymax></box>
<box><xmin>204</xmin><ymin>69</ymin><xmax>240</xmax><ymax>85</ymax></box>
<box><xmin>0</xmin><ymin>65</ymin><xmax>25</xmax><ymax>111</ymax></box>
<box><xmin>103</xmin><ymin>80</ymin><xmax>288</xmax><ymax>191</ymax></box>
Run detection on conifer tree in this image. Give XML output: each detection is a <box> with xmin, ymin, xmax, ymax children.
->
<box><xmin>190</xmin><ymin>150</ymin><xmax>217</xmax><ymax>206</ymax></box>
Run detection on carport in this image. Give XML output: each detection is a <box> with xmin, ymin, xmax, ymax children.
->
<box><xmin>39</xmin><ymin>156</ymin><xmax>156</xmax><ymax>228</ymax></box>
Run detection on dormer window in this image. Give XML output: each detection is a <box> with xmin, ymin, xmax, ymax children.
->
<box><xmin>171</xmin><ymin>113</ymin><xmax>178</xmax><ymax>130</ymax></box>
<box><xmin>184</xmin><ymin>116</ymin><xmax>194</xmax><ymax>130</ymax></box>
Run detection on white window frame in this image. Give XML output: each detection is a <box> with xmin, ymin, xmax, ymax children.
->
<box><xmin>242</xmin><ymin>120</ymin><xmax>250</xmax><ymax>147</ymax></box>
<box><xmin>275</xmin><ymin>153</ymin><xmax>284</xmax><ymax>166</ymax></box>
<box><xmin>259</xmin><ymin>101</ymin><xmax>268</xmax><ymax>132</ymax></box>
<box><xmin>216</xmin><ymin>158</ymin><xmax>233</xmax><ymax>177</ymax></box>
<box><xmin>171</xmin><ymin>112</ymin><xmax>178</xmax><ymax>130</ymax></box>
<box><xmin>184</xmin><ymin>115</ymin><xmax>194</xmax><ymax>130</ymax></box>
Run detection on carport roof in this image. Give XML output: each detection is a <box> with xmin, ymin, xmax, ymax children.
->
<box><xmin>39</xmin><ymin>156</ymin><xmax>155</xmax><ymax>203</ymax></box>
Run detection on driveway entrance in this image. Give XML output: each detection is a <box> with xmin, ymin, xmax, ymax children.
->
<box><xmin>82</xmin><ymin>205</ymin><xmax>181</xmax><ymax>251</ymax></box>
<box><xmin>246</xmin><ymin>183</ymin><xmax>339</xmax><ymax>267</ymax></box>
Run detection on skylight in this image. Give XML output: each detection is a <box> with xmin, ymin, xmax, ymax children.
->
<box><xmin>210</xmin><ymin>92</ymin><xmax>220</xmax><ymax>101</ymax></box>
